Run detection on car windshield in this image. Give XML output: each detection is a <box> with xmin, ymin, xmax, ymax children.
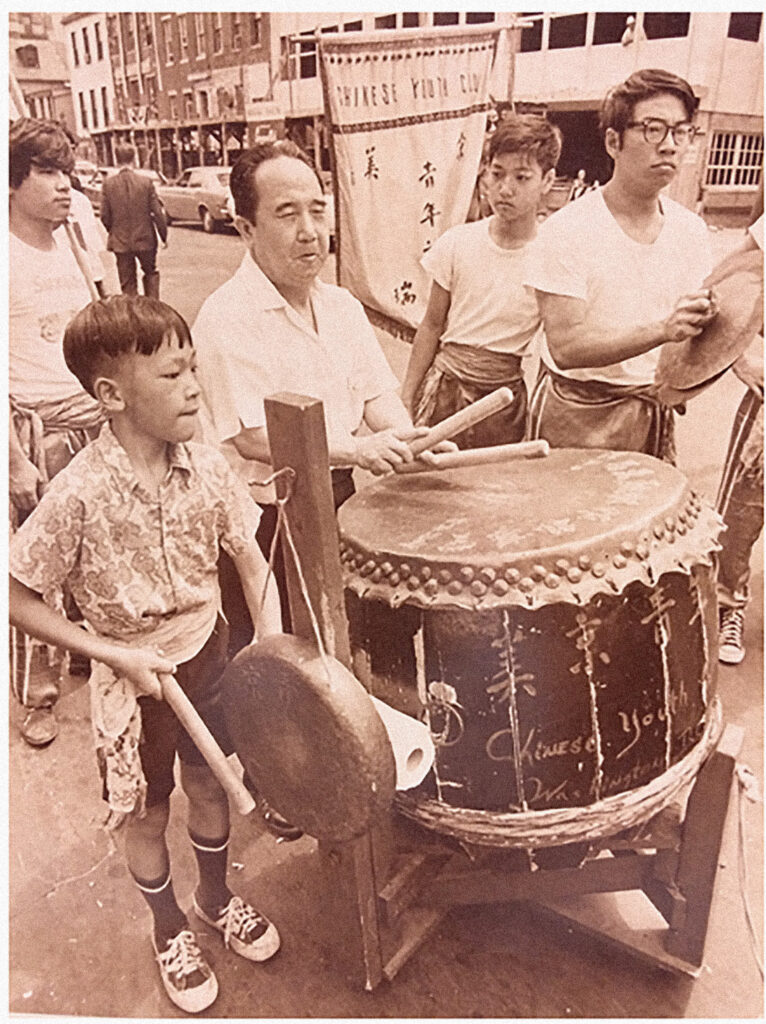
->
<box><xmin>216</xmin><ymin>172</ymin><xmax>230</xmax><ymax>186</ymax></box>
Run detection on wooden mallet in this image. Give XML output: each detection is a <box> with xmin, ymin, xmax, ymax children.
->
<box><xmin>159</xmin><ymin>673</ymin><xmax>255</xmax><ymax>816</ymax></box>
<box><xmin>408</xmin><ymin>385</ymin><xmax>514</xmax><ymax>456</ymax></box>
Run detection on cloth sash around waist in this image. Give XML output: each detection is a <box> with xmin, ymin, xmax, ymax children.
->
<box><xmin>433</xmin><ymin>343</ymin><xmax>524</xmax><ymax>388</ymax></box>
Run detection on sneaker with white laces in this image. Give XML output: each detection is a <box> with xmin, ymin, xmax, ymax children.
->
<box><xmin>719</xmin><ymin>607</ymin><xmax>746</xmax><ymax>665</ymax></box>
<box><xmin>152</xmin><ymin>929</ymin><xmax>218</xmax><ymax>1013</ymax></box>
<box><xmin>193</xmin><ymin>894</ymin><xmax>281</xmax><ymax>962</ymax></box>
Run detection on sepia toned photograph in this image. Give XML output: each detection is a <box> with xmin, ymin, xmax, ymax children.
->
<box><xmin>8</xmin><ymin>8</ymin><xmax>763</xmax><ymax>1018</ymax></box>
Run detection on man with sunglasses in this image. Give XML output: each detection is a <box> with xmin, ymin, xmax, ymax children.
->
<box><xmin>525</xmin><ymin>69</ymin><xmax>716</xmax><ymax>462</ymax></box>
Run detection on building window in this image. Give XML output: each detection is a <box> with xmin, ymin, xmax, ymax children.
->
<box><xmin>184</xmin><ymin>91</ymin><xmax>195</xmax><ymax>119</ymax></box>
<box><xmin>90</xmin><ymin>88</ymin><xmax>98</xmax><ymax>128</ymax></box>
<box><xmin>139</xmin><ymin>12</ymin><xmax>152</xmax><ymax>48</ymax></box>
<box><xmin>163</xmin><ymin>17</ymin><xmax>174</xmax><ymax>64</ymax></box>
<box><xmin>249</xmin><ymin>13</ymin><xmax>261</xmax><ymax>46</ymax></box>
<box><xmin>212</xmin><ymin>13</ymin><xmax>223</xmax><ymax>53</ymax></box>
<box><xmin>179</xmin><ymin>15</ymin><xmax>189</xmax><ymax>61</ymax></box>
<box><xmin>642</xmin><ymin>12</ymin><xmax>690</xmax><ymax>40</ymax></box>
<box><xmin>70</xmin><ymin>31</ymin><xmax>79</xmax><ymax>67</ymax></box>
<box><xmin>82</xmin><ymin>26</ymin><xmax>91</xmax><ymax>64</ymax></box>
<box><xmin>705</xmin><ymin>132</ymin><xmax>763</xmax><ymax>188</ymax></box>
<box><xmin>344</xmin><ymin>21</ymin><xmax>362</xmax><ymax>32</ymax></box>
<box><xmin>79</xmin><ymin>92</ymin><xmax>88</xmax><ymax>131</ymax></box>
<box><xmin>466</xmin><ymin>12</ymin><xmax>495</xmax><ymax>24</ymax></box>
<box><xmin>433</xmin><ymin>13</ymin><xmax>459</xmax><ymax>26</ymax></box>
<box><xmin>593</xmin><ymin>12</ymin><xmax>635</xmax><ymax>45</ymax></box>
<box><xmin>298</xmin><ymin>31</ymin><xmax>317</xmax><ymax>79</ymax></box>
<box><xmin>169</xmin><ymin>93</ymin><xmax>178</xmax><ymax>120</ymax></box>
<box><xmin>198</xmin><ymin>90</ymin><xmax>209</xmax><ymax>118</ymax></box>
<box><xmin>549</xmin><ymin>12</ymin><xmax>587</xmax><ymax>49</ymax></box>
<box><xmin>727</xmin><ymin>12</ymin><xmax>762</xmax><ymax>42</ymax></box>
<box><xmin>375</xmin><ymin>14</ymin><xmax>396</xmax><ymax>30</ymax></box>
<box><xmin>195</xmin><ymin>13</ymin><xmax>205</xmax><ymax>57</ymax></box>
<box><xmin>16</xmin><ymin>43</ymin><xmax>40</xmax><ymax>68</ymax></box>
<box><xmin>231</xmin><ymin>13</ymin><xmax>242</xmax><ymax>50</ymax></box>
<box><xmin>94</xmin><ymin>21</ymin><xmax>104</xmax><ymax>60</ymax></box>
<box><xmin>518</xmin><ymin>13</ymin><xmax>543</xmax><ymax>52</ymax></box>
<box><xmin>402</xmin><ymin>13</ymin><xmax>420</xmax><ymax>28</ymax></box>
<box><xmin>122</xmin><ymin>12</ymin><xmax>136</xmax><ymax>53</ymax></box>
<box><xmin>101</xmin><ymin>86</ymin><xmax>109</xmax><ymax>126</ymax></box>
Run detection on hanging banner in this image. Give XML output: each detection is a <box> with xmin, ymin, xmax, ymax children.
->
<box><xmin>318</xmin><ymin>27</ymin><xmax>501</xmax><ymax>337</ymax></box>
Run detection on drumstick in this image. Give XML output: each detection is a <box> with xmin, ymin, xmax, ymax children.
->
<box><xmin>63</xmin><ymin>219</ymin><xmax>100</xmax><ymax>302</ymax></box>
<box><xmin>159</xmin><ymin>674</ymin><xmax>255</xmax><ymax>816</ymax></box>
<box><xmin>396</xmin><ymin>439</ymin><xmax>550</xmax><ymax>474</ymax></box>
<box><xmin>408</xmin><ymin>386</ymin><xmax>514</xmax><ymax>456</ymax></box>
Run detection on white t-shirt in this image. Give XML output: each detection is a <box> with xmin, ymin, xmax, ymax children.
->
<box><xmin>421</xmin><ymin>217</ymin><xmax>541</xmax><ymax>356</ymax></box>
<box><xmin>10</xmin><ymin>231</ymin><xmax>93</xmax><ymax>404</ymax></box>
<box><xmin>523</xmin><ymin>188</ymin><xmax>713</xmax><ymax>386</ymax></box>
<box><xmin>194</xmin><ymin>253</ymin><xmax>400</xmax><ymax>501</ymax></box>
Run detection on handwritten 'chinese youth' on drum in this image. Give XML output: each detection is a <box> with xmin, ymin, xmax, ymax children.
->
<box><xmin>338</xmin><ymin>449</ymin><xmax>723</xmax><ymax>846</ymax></box>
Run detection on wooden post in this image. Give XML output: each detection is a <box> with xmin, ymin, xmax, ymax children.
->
<box><xmin>263</xmin><ymin>392</ymin><xmax>351</xmax><ymax>667</ymax></box>
<box><xmin>263</xmin><ymin>392</ymin><xmax>389</xmax><ymax>989</ymax></box>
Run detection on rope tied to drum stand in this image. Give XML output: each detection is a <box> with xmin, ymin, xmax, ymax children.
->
<box><xmin>735</xmin><ymin>763</ymin><xmax>764</xmax><ymax>979</ymax></box>
<box><xmin>252</xmin><ymin>466</ymin><xmax>339</xmax><ymax>682</ymax></box>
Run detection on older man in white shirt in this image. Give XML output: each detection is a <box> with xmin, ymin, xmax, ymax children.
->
<box><xmin>194</xmin><ymin>140</ymin><xmax>439</xmax><ymax>634</ymax></box>
<box><xmin>194</xmin><ymin>140</ymin><xmax>439</xmax><ymax>838</ymax></box>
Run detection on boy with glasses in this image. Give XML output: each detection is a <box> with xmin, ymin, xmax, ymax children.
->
<box><xmin>524</xmin><ymin>68</ymin><xmax>717</xmax><ymax>462</ymax></box>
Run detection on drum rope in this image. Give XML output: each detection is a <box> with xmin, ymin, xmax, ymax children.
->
<box><xmin>253</xmin><ymin>466</ymin><xmax>337</xmax><ymax>681</ymax></box>
<box><xmin>735</xmin><ymin>764</ymin><xmax>764</xmax><ymax>979</ymax></box>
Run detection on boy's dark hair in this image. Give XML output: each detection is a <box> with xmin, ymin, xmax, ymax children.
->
<box><xmin>599</xmin><ymin>68</ymin><xmax>698</xmax><ymax>140</ymax></box>
<box><xmin>63</xmin><ymin>296</ymin><xmax>192</xmax><ymax>398</ymax></box>
<box><xmin>115</xmin><ymin>142</ymin><xmax>135</xmax><ymax>166</ymax></box>
<box><xmin>230</xmin><ymin>140</ymin><xmax>322</xmax><ymax>223</ymax></box>
<box><xmin>487</xmin><ymin>115</ymin><xmax>562</xmax><ymax>174</ymax></box>
<box><xmin>10</xmin><ymin>117</ymin><xmax>74</xmax><ymax>188</ymax></box>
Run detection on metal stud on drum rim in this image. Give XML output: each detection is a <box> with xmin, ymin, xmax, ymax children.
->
<box><xmin>220</xmin><ymin>633</ymin><xmax>397</xmax><ymax>843</ymax></box>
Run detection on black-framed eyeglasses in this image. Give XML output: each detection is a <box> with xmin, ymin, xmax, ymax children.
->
<box><xmin>625</xmin><ymin>118</ymin><xmax>698</xmax><ymax>146</ymax></box>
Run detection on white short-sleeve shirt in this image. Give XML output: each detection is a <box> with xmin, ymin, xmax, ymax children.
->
<box><xmin>421</xmin><ymin>217</ymin><xmax>541</xmax><ymax>356</ymax></box>
<box><xmin>523</xmin><ymin>188</ymin><xmax>713</xmax><ymax>386</ymax></box>
<box><xmin>10</xmin><ymin>231</ymin><xmax>93</xmax><ymax>404</ymax></box>
<box><xmin>193</xmin><ymin>253</ymin><xmax>399</xmax><ymax>498</ymax></box>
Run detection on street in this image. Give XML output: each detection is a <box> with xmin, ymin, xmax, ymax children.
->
<box><xmin>9</xmin><ymin>220</ymin><xmax>763</xmax><ymax>1018</ymax></box>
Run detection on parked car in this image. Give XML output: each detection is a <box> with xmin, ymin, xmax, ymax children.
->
<box><xmin>157</xmin><ymin>166</ymin><xmax>233</xmax><ymax>233</ymax></box>
<box><xmin>82</xmin><ymin>166</ymin><xmax>167</xmax><ymax>214</ymax></box>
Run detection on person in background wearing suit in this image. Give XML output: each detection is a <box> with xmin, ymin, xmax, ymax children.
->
<box><xmin>101</xmin><ymin>143</ymin><xmax>167</xmax><ymax>298</ymax></box>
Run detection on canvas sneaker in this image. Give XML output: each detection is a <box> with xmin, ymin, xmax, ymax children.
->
<box><xmin>194</xmin><ymin>894</ymin><xmax>280</xmax><ymax>962</ymax></box>
<box><xmin>719</xmin><ymin>607</ymin><xmax>746</xmax><ymax>665</ymax></box>
<box><xmin>153</xmin><ymin>928</ymin><xmax>218</xmax><ymax>1013</ymax></box>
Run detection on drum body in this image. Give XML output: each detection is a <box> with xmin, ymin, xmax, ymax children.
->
<box><xmin>338</xmin><ymin>449</ymin><xmax>723</xmax><ymax>845</ymax></box>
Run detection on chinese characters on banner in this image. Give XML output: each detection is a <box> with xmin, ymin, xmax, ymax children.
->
<box><xmin>318</xmin><ymin>28</ymin><xmax>500</xmax><ymax>334</ymax></box>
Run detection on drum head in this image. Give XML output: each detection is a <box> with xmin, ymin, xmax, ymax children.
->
<box><xmin>220</xmin><ymin>634</ymin><xmax>396</xmax><ymax>843</ymax></box>
<box><xmin>656</xmin><ymin>247</ymin><xmax>763</xmax><ymax>390</ymax></box>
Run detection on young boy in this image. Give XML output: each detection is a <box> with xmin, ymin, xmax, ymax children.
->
<box><xmin>401</xmin><ymin>115</ymin><xmax>562</xmax><ymax>448</ymax></box>
<box><xmin>9</xmin><ymin>296</ymin><xmax>283</xmax><ymax>1014</ymax></box>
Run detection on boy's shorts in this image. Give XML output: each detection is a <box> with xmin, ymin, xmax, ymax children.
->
<box><xmin>137</xmin><ymin>616</ymin><xmax>235</xmax><ymax>807</ymax></box>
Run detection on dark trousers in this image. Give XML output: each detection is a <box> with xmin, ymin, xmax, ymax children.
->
<box><xmin>115</xmin><ymin>249</ymin><xmax>159</xmax><ymax>297</ymax></box>
<box><xmin>219</xmin><ymin>467</ymin><xmax>355</xmax><ymax>654</ymax></box>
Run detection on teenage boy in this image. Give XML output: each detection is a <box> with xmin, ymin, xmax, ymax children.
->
<box><xmin>401</xmin><ymin>115</ymin><xmax>562</xmax><ymax>448</ymax></box>
<box><xmin>9</xmin><ymin>296</ymin><xmax>282</xmax><ymax>1014</ymax></box>
<box><xmin>9</xmin><ymin>116</ymin><xmax>104</xmax><ymax>746</ymax></box>
<box><xmin>524</xmin><ymin>68</ymin><xmax>717</xmax><ymax>462</ymax></box>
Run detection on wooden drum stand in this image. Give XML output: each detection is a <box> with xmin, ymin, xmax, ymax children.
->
<box><xmin>230</xmin><ymin>393</ymin><xmax>743</xmax><ymax>992</ymax></box>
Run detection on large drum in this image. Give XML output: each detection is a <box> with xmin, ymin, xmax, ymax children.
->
<box><xmin>338</xmin><ymin>449</ymin><xmax>723</xmax><ymax>847</ymax></box>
